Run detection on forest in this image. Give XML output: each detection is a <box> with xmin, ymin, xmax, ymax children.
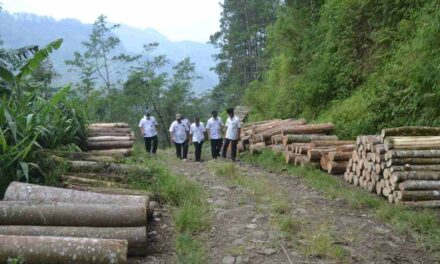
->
<box><xmin>211</xmin><ymin>0</ymin><xmax>440</xmax><ymax>138</ymax></box>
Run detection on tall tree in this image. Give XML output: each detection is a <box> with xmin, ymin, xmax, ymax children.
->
<box><xmin>210</xmin><ymin>0</ymin><xmax>280</xmax><ymax>107</ymax></box>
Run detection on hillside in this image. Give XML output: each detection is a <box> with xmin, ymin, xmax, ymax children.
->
<box><xmin>0</xmin><ymin>11</ymin><xmax>218</xmax><ymax>93</ymax></box>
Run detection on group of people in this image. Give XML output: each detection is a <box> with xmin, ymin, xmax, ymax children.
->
<box><xmin>139</xmin><ymin>108</ymin><xmax>241</xmax><ymax>162</ymax></box>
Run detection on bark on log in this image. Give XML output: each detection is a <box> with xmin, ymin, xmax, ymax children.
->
<box><xmin>0</xmin><ymin>226</ymin><xmax>146</xmax><ymax>256</ymax></box>
<box><xmin>87</xmin><ymin>136</ymin><xmax>134</xmax><ymax>143</ymax></box>
<box><xmin>0</xmin><ymin>235</ymin><xmax>127</xmax><ymax>264</ymax></box>
<box><xmin>390</xmin><ymin>171</ymin><xmax>440</xmax><ymax>184</ymax></box>
<box><xmin>4</xmin><ymin>182</ymin><xmax>149</xmax><ymax>209</ymax></box>
<box><xmin>387</xmin><ymin>158</ymin><xmax>440</xmax><ymax>167</ymax></box>
<box><xmin>258</xmin><ymin>119</ymin><xmax>308</xmax><ymax>139</ymax></box>
<box><xmin>87</xmin><ymin>131</ymin><xmax>133</xmax><ymax>137</ymax></box>
<box><xmin>397</xmin><ymin>190</ymin><xmax>440</xmax><ymax>201</ymax></box>
<box><xmin>327</xmin><ymin>161</ymin><xmax>349</xmax><ymax>175</ymax></box>
<box><xmin>385</xmin><ymin>150</ymin><xmax>440</xmax><ymax>160</ymax></box>
<box><xmin>0</xmin><ymin>202</ymin><xmax>146</xmax><ymax>227</ymax></box>
<box><xmin>388</xmin><ymin>165</ymin><xmax>440</xmax><ymax>172</ymax></box>
<box><xmin>399</xmin><ymin>180</ymin><xmax>440</xmax><ymax>191</ymax></box>
<box><xmin>63</xmin><ymin>184</ymin><xmax>152</xmax><ymax>197</ymax></box>
<box><xmin>88</xmin><ymin>148</ymin><xmax>133</xmax><ymax>157</ymax></box>
<box><xmin>51</xmin><ymin>152</ymin><xmax>117</xmax><ymax>163</ymax></box>
<box><xmin>282</xmin><ymin>134</ymin><xmax>338</xmax><ymax>147</ymax></box>
<box><xmin>401</xmin><ymin>200</ymin><xmax>440</xmax><ymax>208</ymax></box>
<box><xmin>89</xmin><ymin>123</ymin><xmax>130</xmax><ymax>128</ymax></box>
<box><xmin>250</xmin><ymin>142</ymin><xmax>266</xmax><ymax>155</ymax></box>
<box><xmin>87</xmin><ymin>127</ymin><xmax>132</xmax><ymax>134</ymax></box>
<box><xmin>282</xmin><ymin>123</ymin><xmax>335</xmax><ymax>135</ymax></box>
<box><xmin>309</xmin><ymin>141</ymin><xmax>355</xmax><ymax>148</ymax></box>
<box><xmin>60</xmin><ymin>175</ymin><xmax>127</xmax><ymax>188</ymax></box>
<box><xmin>86</xmin><ymin>141</ymin><xmax>134</xmax><ymax>150</ymax></box>
<box><xmin>68</xmin><ymin>160</ymin><xmax>150</xmax><ymax>175</ymax></box>
<box><xmin>328</xmin><ymin>152</ymin><xmax>352</xmax><ymax>161</ymax></box>
<box><xmin>381</xmin><ymin>126</ymin><xmax>440</xmax><ymax>139</ymax></box>
<box><xmin>384</xmin><ymin>136</ymin><xmax>440</xmax><ymax>150</ymax></box>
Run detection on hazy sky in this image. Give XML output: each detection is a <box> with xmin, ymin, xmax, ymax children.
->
<box><xmin>1</xmin><ymin>0</ymin><xmax>222</xmax><ymax>42</ymax></box>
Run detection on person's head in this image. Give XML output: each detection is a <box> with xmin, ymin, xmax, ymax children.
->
<box><xmin>145</xmin><ymin>109</ymin><xmax>151</xmax><ymax>118</ymax></box>
<box><xmin>195</xmin><ymin>116</ymin><xmax>200</xmax><ymax>125</ymax></box>
<box><xmin>226</xmin><ymin>108</ymin><xmax>234</xmax><ymax>118</ymax></box>
<box><xmin>175</xmin><ymin>113</ymin><xmax>182</xmax><ymax>122</ymax></box>
<box><xmin>211</xmin><ymin>110</ymin><xmax>218</xmax><ymax>118</ymax></box>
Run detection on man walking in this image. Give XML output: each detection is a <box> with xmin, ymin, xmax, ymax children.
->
<box><xmin>169</xmin><ymin>113</ymin><xmax>189</xmax><ymax>160</ymax></box>
<box><xmin>181</xmin><ymin>115</ymin><xmax>190</xmax><ymax>159</ymax></box>
<box><xmin>139</xmin><ymin>110</ymin><xmax>159</xmax><ymax>154</ymax></box>
<box><xmin>206</xmin><ymin>111</ymin><xmax>223</xmax><ymax>159</ymax></box>
<box><xmin>222</xmin><ymin>108</ymin><xmax>241</xmax><ymax>161</ymax></box>
<box><xmin>190</xmin><ymin>117</ymin><xmax>206</xmax><ymax>162</ymax></box>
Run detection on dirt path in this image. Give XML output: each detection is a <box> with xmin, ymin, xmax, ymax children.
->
<box><xmin>162</xmin><ymin>148</ymin><xmax>435</xmax><ymax>264</ymax></box>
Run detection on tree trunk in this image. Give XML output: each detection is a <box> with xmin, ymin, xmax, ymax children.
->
<box><xmin>281</xmin><ymin>123</ymin><xmax>335</xmax><ymax>135</ymax></box>
<box><xmin>399</xmin><ymin>180</ymin><xmax>440</xmax><ymax>191</ymax></box>
<box><xmin>385</xmin><ymin>150</ymin><xmax>440</xmax><ymax>160</ymax></box>
<box><xmin>328</xmin><ymin>151</ymin><xmax>352</xmax><ymax>161</ymax></box>
<box><xmin>0</xmin><ymin>235</ymin><xmax>127</xmax><ymax>264</ymax></box>
<box><xmin>0</xmin><ymin>226</ymin><xmax>146</xmax><ymax>256</ymax></box>
<box><xmin>390</xmin><ymin>171</ymin><xmax>440</xmax><ymax>184</ymax></box>
<box><xmin>282</xmin><ymin>134</ymin><xmax>338</xmax><ymax>147</ymax></box>
<box><xmin>384</xmin><ymin>136</ymin><xmax>440</xmax><ymax>150</ymax></box>
<box><xmin>4</xmin><ymin>182</ymin><xmax>149</xmax><ymax>209</ymax></box>
<box><xmin>387</xmin><ymin>158</ymin><xmax>440</xmax><ymax>167</ymax></box>
<box><xmin>327</xmin><ymin>161</ymin><xmax>349</xmax><ymax>175</ymax></box>
<box><xmin>381</xmin><ymin>126</ymin><xmax>440</xmax><ymax>139</ymax></box>
<box><xmin>89</xmin><ymin>148</ymin><xmax>133</xmax><ymax>157</ymax></box>
<box><xmin>86</xmin><ymin>141</ymin><xmax>134</xmax><ymax>150</ymax></box>
<box><xmin>0</xmin><ymin>202</ymin><xmax>146</xmax><ymax>227</ymax></box>
<box><xmin>396</xmin><ymin>190</ymin><xmax>440</xmax><ymax>201</ymax></box>
<box><xmin>309</xmin><ymin>141</ymin><xmax>355</xmax><ymax>148</ymax></box>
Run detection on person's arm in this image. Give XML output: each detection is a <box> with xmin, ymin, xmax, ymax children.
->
<box><xmin>237</xmin><ymin>118</ymin><xmax>241</xmax><ymax>141</ymax></box>
<box><xmin>189</xmin><ymin>126</ymin><xmax>193</xmax><ymax>144</ymax></box>
<box><xmin>169</xmin><ymin>123</ymin><xmax>174</xmax><ymax>144</ymax></box>
<box><xmin>139</xmin><ymin>120</ymin><xmax>144</xmax><ymax>136</ymax></box>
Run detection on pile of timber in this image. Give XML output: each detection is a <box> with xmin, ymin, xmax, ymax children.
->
<box><xmin>345</xmin><ymin>127</ymin><xmax>440</xmax><ymax>208</ymax></box>
<box><xmin>0</xmin><ymin>182</ymin><xmax>151</xmax><ymax>263</ymax></box>
<box><xmin>235</xmin><ymin>106</ymin><xmax>251</xmax><ymax>124</ymax></box>
<box><xmin>86</xmin><ymin>123</ymin><xmax>135</xmax><ymax>157</ymax></box>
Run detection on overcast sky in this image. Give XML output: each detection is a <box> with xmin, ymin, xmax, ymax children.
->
<box><xmin>1</xmin><ymin>0</ymin><xmax>222</xmax><ymax>42</ymax></box>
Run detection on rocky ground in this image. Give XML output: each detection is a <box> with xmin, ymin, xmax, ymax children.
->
<box><xmin>132</xmin><ymin>148</ymin><xmax>436</xmax><ymax>264</ymax></box>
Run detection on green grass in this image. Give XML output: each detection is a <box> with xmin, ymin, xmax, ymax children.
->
<box><xmin>242</xmin><ymin>150</ymin><xmax>440</xmax><ymax>258</ymax></box>
<box><xmin>123</xmin><ymin>144</ymin><xmax>210</xmax><ymax>263</ymax></box>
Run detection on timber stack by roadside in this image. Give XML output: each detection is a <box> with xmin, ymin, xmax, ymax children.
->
<box><xmin>345</xmin><ymin>127</ymin><xmax>440</xmax><ymax>208</ymax></box>
<box><xmin>86</xmin><ymin>123</ymin><xmax>135</xmax><ymax>157</ymax></box>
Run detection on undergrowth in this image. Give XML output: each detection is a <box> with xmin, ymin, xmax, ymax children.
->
<box><xmin>242</xmin><ymin>150</ymin><xmax>440</xmax><ymax>258</ymax></box>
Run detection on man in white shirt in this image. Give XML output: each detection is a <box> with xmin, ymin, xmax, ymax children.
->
<box><xmin>139</xmin><ymin>110</ymin><xmax>159</xmax><ymax>154</ymax></box>
<box><xmin>222</xmin><ymin>108</ymin><xmax>241</xmax><ymax>161</ymax></box>
<box><xmin>181</xmin><ymin>115</ymin><xmax>190</xmax><ymax>159</ymax></box>
<box><xmin>206</xmin><ymin>110</ymin><xmax>223</xmax><ymax>159</ymax></box>
<box><xmin>190</xmin><ymin>117</ymin><xmax>207</xmax><ymax>162</ymax></box>
<box><xmin>169</xmin><ymin>113</ymin><xmax>189</xmax><ymax>159</ymax></box>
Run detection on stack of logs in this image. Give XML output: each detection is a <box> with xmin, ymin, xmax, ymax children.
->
<box><xmin>86</xmin><ymin>123</ymin><xmax>135</xmax><ymax>157</ymax></box>
<box><xmin>345</xmin><ymin>127</ymin><xmax>440</xmax><ymax>208</ymax></box>
<box><xmin>0</xmin><ymin>182</ymin><xmax>150</xmax><ymax>263</ymax></box>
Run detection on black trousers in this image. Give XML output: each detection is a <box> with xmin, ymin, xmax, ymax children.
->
<box><xmin>174</xmin><ymin>140</ymin><xmax>188</xmax><ymax>159</ymax></box>
<box><xmin>222</xmin><ymin>138</ymin><xmax>238</xmax><ymax>161</ymax></box>
<box><xmin>210</xmin><ymin>138</ymin><xmax>223</xmax><ymax>158</ymax></box>
<box><xmin>194</xmin><ymin>141</ymin><xmax>204</xmax><ymax>161</ymax></box>
<box><xmin>144</xmin><ymin>135</ymin><xmax>158</xmax><ymax>154</ymax></box>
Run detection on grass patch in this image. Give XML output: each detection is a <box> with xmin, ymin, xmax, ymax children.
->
<box><xmin>242</xmin><ymin>150</ymin><xmax>440</xmax><ymax>257</ymax></box>
<box><xmin>125</xmin><ymin>144</ymin><xmax>210</xmax><ymax>263</ymax></box>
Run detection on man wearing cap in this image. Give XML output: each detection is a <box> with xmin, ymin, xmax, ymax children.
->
<box><xmin>222</xmin><ymin>108</ymin><xmax>241</xmax><ymax>161</ymax></box>
<box><xmin>206</xmin><ymin>110</ymin><xmax>223</xmax><ymax>159</ymax></box>
<box><xmin>189</xmin><ymin>117</ymin><xmax>207</xmax><ymax>162</ymax></box>
<box><xmin>169</xmin><ymin>113</ymin><xmax>190</xmax><ymax>160</ymax></box>
<box><xmin>139</xmin><ymin>110</ymin><xmax>159</xmax><ymax>154</ymax></box>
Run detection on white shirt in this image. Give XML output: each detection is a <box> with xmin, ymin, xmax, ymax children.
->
<box><xmin>225</xmin><ymin>116</ymin><xmax>241</xmax><ymax>140</ymax></box>
<box><xmin>169</xmin><ymin>120</ymin><xmax>189</xmax><ymax>144</ymax></box>
<box><xmin>190</xmin><ymin>122</ymin><xmax>206</xmax><ymax>143</ymax></box>
<box><xmin>206</xmin><ymin>117</ymin><xmax>223</xmax><ymax>140</ymax></box>
<box><xmin>139</xmin><ymin>116</ymin><xmax>158</xmax><ymax>137</ymax></box>
<box><xmin>182</xmin><ymin>118</ymin><xmax>190</xmax><ymax>130</ymax></box>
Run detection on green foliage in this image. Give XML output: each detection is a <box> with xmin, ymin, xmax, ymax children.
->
<box><xmin>0</xmin><ymin>39</ymin><xmax>87</xmax><ymax>195</ymax></box>
<box><xmin>245</xmin><ymin>0</ymin><xmax>440</xmax><ymax>138</ymax></box>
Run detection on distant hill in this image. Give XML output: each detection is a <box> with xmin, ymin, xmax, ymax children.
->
<box><xmin>0</xmin><ymin>11</ymin><xmax>218</xmax><ymax>94</ymax></box>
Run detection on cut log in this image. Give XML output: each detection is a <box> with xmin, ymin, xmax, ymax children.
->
<box><xmin>4</xmin><ymin>182</ymin><xmax>149</xmax><ymax>209</ymax></box>
<box><xmin>397</xmin><ymin>190</ymin><xmax>440</xmax><ymax>201</ymax></box>
<box><xmin>381</xmin><ymin>126</ymin><xmax>440</xmax><ymax>139</ymax></box>
<box><xmin>87</xmin><ymin>127</ymin><xmax>132</xmax><ymax>133</ymax></box>
<box><xmin>63</xmin><ymin>184</ymin><xmax>152</xmax><ymax>197</ymax></box>
<box><xmin>390</xmin><ymin>171</ymin><xmax>440</xmax><ymax>184</ymax></box>
<box><xmin>327</xmin><ymin>161</ymin><xmax>349</xmax><ymax>175</ymax></box>
<box><xmin>89</xmin><ymin>123</ymin><xmax>130</xmax><ymax>128</ymax></box>
<box><xmin>0</xmin><ymin>226</ymin><xmax>146</xmax><ymax>256</ymax></box>
<box><xmin>250</xmin><ymin>142</ymin><xmax>266</xmax><ymax>155</ymax></box>
<box><xmin>384</xmin><ymin>136</ymin><xmax>440</xmax><ymax>150</ymax></box>
<box><xmin>89</xmin><ymin>148</ymin><xmax>133</xmax><ymax>157</ymax></box>
<box><xmin>282</xmin><ymin>134</ymin><xmax>338</xmax><ymax>147</ymax></box>
<box><xmin>281</xmin><ymin>123</ymin><xmax>335</xmax><ymax>135</ymax></box>
<box><xmin>51</xmin><ymin>152</ymin><xmax>117</xmax><ymax>163</ymax></box>
<box><xmin>328</xmin><ymin>151</ymin><xmax>352</xmax><ymax>161</ymax></box>
<box><xmin>87</xmin><ymin>136</ymin><xmax>134</xmax><ymax>142</ymax></box>
<box><xmin>0</xmin><ymin>202</ymin><xmax>146</xmax><ymax>227</ymax></box>
<box><xmin>401</xmin><ymin>200</ymin><xmax>440</xmax><ymax>208</ymax></box>
<box><xmin>385</xmin><ymin>150</ymin><xmax>440</xmax><ymax>160</ymax></box>
<box><xmin>309</xmin><ymin>141</ymin><xmax>355</xmax><ymax>148</ymax></box>
<box><xmin>258</xmin><ymin>119</ymin><xmax>308</xmax><ymax>139</ymax></box>
<box><xmin>389</xmin><ymin>165</ymin><xmax>440</xmax><ymax>172</ymax></box>
<box><xmin>0</xmin><ymin>235</ymin><xmax>127</xmax><ymax>264</ymax></box>
<box><xmin>86</xmin><ymin>140</ymin><xmax>134</xmax><ymax>150</ymax></box>
<box><xmin>398</xmin><ymin>180</ymin><xmax>440</xmax><ymax>191</ymax></box>
<box><xmin>68</xmin><ymin>160</ymin><xmax>151</xmax><ymax>175</ymax></box>
<box><xmin>386</xmin><ymin>158</ymin><xmax>440</xmax><ymax>167</ymax></box>
<box><xmin>87</xmin><ymin>131</ymin><xmax>133</xmax><ymax>137</ymax></box>
<box><xmin>285</xmin><ymin>152</ymin><xmax>298</xmax><ymax>164</ymax></box>
<box><xmin>60</xmin><ymin>175</ymin><xmax>127</xmax><ymax>188</ymax></box>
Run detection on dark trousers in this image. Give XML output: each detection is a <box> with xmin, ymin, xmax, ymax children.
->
<box><xmin>222</xmin><ymin>138</ymin><xmax>238</xmax><ymax>161</ymax></box>
<box><xmin>174</xmin><ymin>140</ymin><xmax>188</xmax><ymax>159</ymax></box>
<box><xmin>194</xmin><ymin>141</ymin><xmax>204</xmax><ymax>161</ymax></box>
<box><xmin>144</xmin><ymin>136</ymin><xmax>158</xmax><ymax>154</ymax></box>
<box><xmin>210</xmin><ymin>138</ymin><xmax>223</xmax><ymax>158</ymax></box>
